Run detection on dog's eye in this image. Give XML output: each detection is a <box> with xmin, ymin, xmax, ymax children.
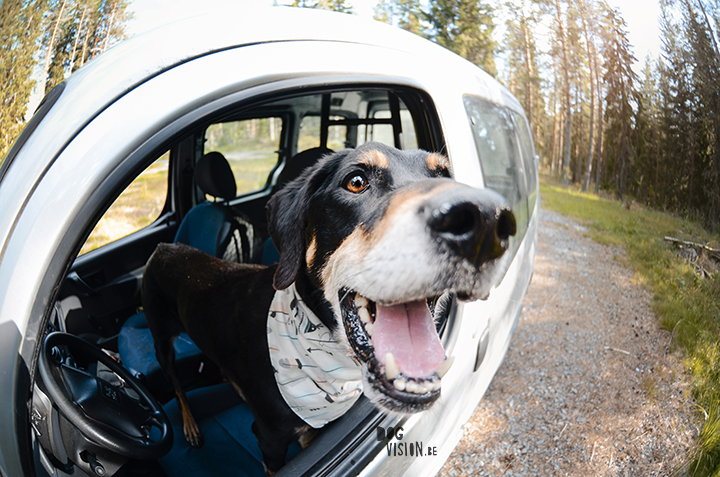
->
<box><xmin>345</xmin><ymin>173</ymin><xmax>368</xmax><ymax>193</ymax></box>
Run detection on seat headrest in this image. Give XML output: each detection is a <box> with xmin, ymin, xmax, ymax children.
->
<box><xmin>195</xmin><ymin>152</ymin><xmax>236</xmax><ymax>201</ymax></box>
<box><xmin>278</xmin><ymin>147</ymin><xmax>333</xmax><ymax>186</ymax></box>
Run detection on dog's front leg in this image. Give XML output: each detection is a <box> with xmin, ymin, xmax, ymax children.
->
<box><xmin>156</xmin><ymin>337</ymin><xmax>203</xmax><ymax>447</ymax></box>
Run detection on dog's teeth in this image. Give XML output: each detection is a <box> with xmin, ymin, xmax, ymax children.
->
<box><xmin>385</xmin><ymin>353</ymin><xmax>399</xmax><ymax>380</ymax></box>
<box><xmin>405</xmin><ymin>381</ymin><xmax>418</xmax><ymax>393</ymax></box>
<box><xmin>393</xmin><ymin>378</ymin><xmax>406</xmax><ymax>391</ymax></box>
<box><xmin>354</xmin><ymin>294</ymin><xmax>369</xmax><ymax>309</ymax></box>
<box><xmin>432</xmin><ymin>379</ymin><xmax>442</xmax><ymax>391</ymax></box>
<box><xmin>359</xmin><ymin>307</ymin><xmax>371</xmax><ymax>324</ymax></box>
<box><xmin>416</xmin><ymin>383</ymin><xmax>429</xmax><ymax>394</ymax></box>
<box><xmin>435</xmin><ymin>356</ymin><xmax>455</xmax><ymax>379</ymax></box>
<box><xmin>365</xmin><ymin>322</ymin><xmax>374</xmax><ymax>336</ymax></box>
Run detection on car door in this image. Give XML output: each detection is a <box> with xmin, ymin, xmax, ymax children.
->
<box><xmin>57</xmin><ymin>149</ymin><xmax>178</xmax><ymax>341</ymax></box>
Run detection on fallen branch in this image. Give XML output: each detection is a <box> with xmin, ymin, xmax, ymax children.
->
<box><xmin>664</xmin><ymin>236</ymin><xmax>720</xmax><ymax>259</ymax></box>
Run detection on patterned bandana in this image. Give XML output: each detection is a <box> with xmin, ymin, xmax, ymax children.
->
<box><xmin>266</xmin><ymin>284</ymin><xmax>364</xmax><ymax>428</ymax></box>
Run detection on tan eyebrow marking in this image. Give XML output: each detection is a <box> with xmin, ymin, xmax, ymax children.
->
<box><xmin>358</xmin><ymin>150</ymin><xmax>389</xmax><ymax>169</ymax></box>
<box><xmin>306</xmin><ymin>234</ymin><xmax>318</xmax><ymax>269</ymax></box>
<box><xmin>427</xmin><ymin>153</ymin><xmax>451</xmax><ymax>171</ymax></box>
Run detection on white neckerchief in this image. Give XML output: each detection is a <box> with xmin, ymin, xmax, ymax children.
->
<box><xmin>266</xmin><ymin>284</ymin><xmax>363</xmax><ymax>428</ymax></box>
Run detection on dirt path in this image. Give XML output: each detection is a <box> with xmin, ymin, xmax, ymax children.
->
<box><xmin>439</xmin><ymin>209</ymin><xmax>697</xmax><ymax>477</ymax></box>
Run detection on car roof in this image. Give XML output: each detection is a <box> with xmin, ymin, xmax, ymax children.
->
<box><xmin>0</xmin><ymin>7</ymin><xmax>521</xmax><ymax>258</ymax></box>
<box><xmin>62</xmin><ymin>6</ymin><xmax>476</xmax><ymax>130</ymax></box>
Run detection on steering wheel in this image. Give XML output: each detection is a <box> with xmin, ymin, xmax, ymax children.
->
<box><xmin>38</xmin><ymin>332</ymin><xmax>173</xmax><ymax>460</ymax></box>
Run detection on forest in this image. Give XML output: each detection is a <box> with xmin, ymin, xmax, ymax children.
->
<box><xmin>0</xmin><ymin>0</ymin><xmax>131</xmax><ymax>159</ymax></box>
<box><xmin>2</xmin><ymin>0</ymin><xmax>720</xmax><ymax>233</ymax></box>
<box><xmin>374</xmin><ymin>0</ymin><xmax>720</xmax><ymax>233</ymax></box>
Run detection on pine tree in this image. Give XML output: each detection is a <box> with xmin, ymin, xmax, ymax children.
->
<box><xmin>0</xmin><ymin>0</ymin><xmax>49</xmax><ymax>160</ymax></box>
<box><xmin>634</xmin><ymin>56</ymin><xmax>660</xmax><ymax>203</ymax></box>
<box><xmin>600</xmin><ymin>6</ymin><xmax>638</xmax><ymax>198</ymax></box>
<box><xmin>425</xmin><ymin>0</ymin><xmax>498</xmax><ymax>76</ymax></box>
<box><xmin>681</xmin><ymin>0</ymin><xmax>720</xmax><ymax>229</ymax></box>
<box><xmin>503</xmin><ymin>0</ymin><xmax>541</xmax><ymax>136</ymax></box>
<box><xmin>42</xmin><ymin>0</ymin><xmax>132</xmax><ymax>95</ymax></box>
<box><xmin>373</xmin><ymin>0</ymin><xmax>424</xmax><ymax>35</ymax></box>
<box><xmin>552</xmin><ymin>0</ymin><xmax>573</xmax><ymax>184</ymax></box>
<box><xmin>578</xmin><ymin>0</ymin><xmax>598</xmax><ymax>191</ymax></box>
<box><xmin>292</xmin><ymin>0</ymin><xmax>353</xmax><ymax>13</ymax></box>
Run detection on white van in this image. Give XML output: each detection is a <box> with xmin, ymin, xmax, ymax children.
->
<box><xmin>0</xmin><ymin>7</ymin><xmax>537</xmax><ymax>477</ymax></box>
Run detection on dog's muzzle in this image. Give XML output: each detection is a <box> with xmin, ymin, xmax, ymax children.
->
<box><xmin>424</xmin><ymin>182</ymin><xmax>517</xmax><ymax>268</ymax></box>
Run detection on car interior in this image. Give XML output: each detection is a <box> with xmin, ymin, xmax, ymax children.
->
<box><xmin>32</xmin><ymin>86</ymin><xmax>453</xmax><ymax>477</ymax></box>
<box><xmin>30</xmin><ymin>81</ymin><xmax>538</xmax><ymax>477</ymax></box>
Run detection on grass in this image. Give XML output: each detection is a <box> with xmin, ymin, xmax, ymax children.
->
<box><xmin>539</xmin><ymin>174</ymin><xmax>720</xmax><ymax>476</ymax></box>
<box><xmin>80</xmin><ymin>155</ymin><xmax>169</xmax><ymax>255</ymax></box>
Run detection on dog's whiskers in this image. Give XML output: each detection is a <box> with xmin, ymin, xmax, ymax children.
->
<box><xmin>338</xmin><ymin>288</ymin><xmax>353</xmax><ymax>304</ymax></box>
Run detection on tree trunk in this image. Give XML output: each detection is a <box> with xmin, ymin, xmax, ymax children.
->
<box><xmin>555</xmin><ymin>0</ymin><xmax>572</xmax><ymax>185</ymax></box>
<box><xmin>695</xmin><ymin>0</ymin><xmax>720</xmax><ymax>60</ymax></box>
<box><xmin>579</xmin><ymin>0</ymin><xmax>596</xmax><ymax>191</ymax></box>
<box><xmin>521</xmin><ymin>7</ymin><xmax>534</xmax><ymax>133</ymax></box>
<box><xmin>595</xmin><ymin>71</ymin><xmax>604</xmax><ymax>193</ymax></box>
<box><xmin>101</xmin><ymin>0</ymin><xmax>118</xmax><ymax>53</ymax></box>
<box><xmin>40</xmin><ymin>0</ymin><xmax>68</xmax><ymax>98</ymax></box>
<box><xmin>551</xmin><ymin>53</ymin><xmax>560</xmax><ymax>173</ymax></box>
<box><xmin>655</xmin><ymin>112</ymin><xmax>660</xmax><ymax>207</ymax></box>
<box><xmin>688</xmin><ymin>113</ymin><xmax>695</xmax><ymax>211</ymax></box>
<box><xmin>70</xmin><ymin>1</ymin><xmax>88</xmax><ymax>72</ymax></box>
<box><xmin>574</xmin><ymin>85</ymin><xmax>583</xmax><ymax>182</ymax></box>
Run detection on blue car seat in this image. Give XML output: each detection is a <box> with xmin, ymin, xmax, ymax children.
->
<box><xmin>159</xmin><ymin>382</ymin><xmax>301</xmax><ymax>476</ymax></box>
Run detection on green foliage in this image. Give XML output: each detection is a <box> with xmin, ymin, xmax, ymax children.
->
<box><xmin>374</xmin><ymin>0</ymin><xmax>424</xmax><ymax>35</ymax></box>
<box><xmin>599</xmin><ymin>6</ymin><xmax>638</xmax><ymax>198</ymax></box>
<box><xmin>541</xmin><ymin>175</ymin><xmax>720</xmax><ymax>477</ymax></box>
<box><xmin>291</xmin><ymin>0</ymin><xmax>353</xmax><ymax>13</ymax></box>
<box><xmin>0</xmin><ymin>0</ymin><xmax>48</xmax><ymax>160</ymax></box>
<box><xmin>424</xmin><ymin>0</ymin><xmax>498</xmax><ymax>76</ymax></box>
<box><xmin>1</xmin><ymin>0</ymin><xmax>132</xmax><ymax>161</ymax></box>
<box><xmin>502</xmin><ymin>0</ymin><xmax>542</xmax><ymax>134</ymax></box>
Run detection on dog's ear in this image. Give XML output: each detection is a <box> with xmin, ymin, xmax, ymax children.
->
<box><xmin>266</xmin><ymin>158</ymin><xmax>333</xmax><ymax>290</ymax></box>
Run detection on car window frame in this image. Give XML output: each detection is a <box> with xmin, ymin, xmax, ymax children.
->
<box><xmin>25</xmin><ymin>78</ymin><xmax>446</xmax><ymax>477</ymax></box>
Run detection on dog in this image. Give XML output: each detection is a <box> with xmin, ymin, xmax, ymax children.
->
<box><xmin>142</xmin><ymin>142</ymin><xmax>516</xmax><ymax>474</ymax></box>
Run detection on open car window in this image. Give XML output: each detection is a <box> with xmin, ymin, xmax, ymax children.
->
<box><xmin>79</xmin><ymin>151</ymin><xmax>170</xmax><ymax>255</ymax></box>
<box><xmin>204</xmin><ymin>117</ymin><xmax>284</xmax><ymax>196</ymax></box>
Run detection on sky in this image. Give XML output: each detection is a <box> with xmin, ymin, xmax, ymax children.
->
<box><xmin>605</xmin><ymin>0</ymin><xmax>663</xmax><ymax>63</ymax></box>
<box><xmin>127</xmin><ymin>0</ymin><xmax>664</xmax><ymax>67</ymax></box>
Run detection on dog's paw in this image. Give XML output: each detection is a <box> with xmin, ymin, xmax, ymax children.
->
<box><xmin>183</xmin><ymin>419</ymin><xmax>204</xmax><ymax>448</ymax></box>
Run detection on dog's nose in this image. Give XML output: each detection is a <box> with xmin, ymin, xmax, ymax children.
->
<box><xmin>427</xmin><ymin>195</ymin><xmax>516</xmax><ymax>266</ymax></box>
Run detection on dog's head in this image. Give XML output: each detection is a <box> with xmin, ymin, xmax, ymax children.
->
<box><xmin>267</xmin><ymin>142</ymin><xmax>516</xmax><ymax>413</ymax></box>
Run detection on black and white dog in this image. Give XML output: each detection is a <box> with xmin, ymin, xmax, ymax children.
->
<box><xmin>142</xmin><ymin>142</ymin><xmax>516</xmax><ymax>474</ymax></box>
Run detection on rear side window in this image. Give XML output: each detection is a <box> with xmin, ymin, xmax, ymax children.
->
<box><xmin>299</xmin><ymin>115</ymin><xmax>349</xmax><ymax>151</ymax></box>
<box><xmin>464</xmin><ymin>96</ymin><xmax>529</xmax><ymax>242</ymax></box>
<box><xmin>511</xmin><ymin>111</ymin><xmax>538</xmax><ymax>215</ymax></box>
<box><xmin>204</xmin><ymin>117</ymin><xmax>283</xmax><ymax>196</ymax></box>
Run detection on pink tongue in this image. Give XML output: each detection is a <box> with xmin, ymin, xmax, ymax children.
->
<box><xmin>373</xmin><ymin>299</ymin><xmax>446</xmax><ymax>378</ymax></box>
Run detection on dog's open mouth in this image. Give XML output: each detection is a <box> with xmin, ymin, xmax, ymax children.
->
<box><xmin>339</xmin><ymin>290</ymin><xmax>453</xmax><ymax>411</ymax></box>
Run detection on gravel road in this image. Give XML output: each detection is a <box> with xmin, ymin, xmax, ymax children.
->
<box><xmin>439</xmin><ymin>209</ymin><xmax>697</xmax><ymax>476</ymax></box>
